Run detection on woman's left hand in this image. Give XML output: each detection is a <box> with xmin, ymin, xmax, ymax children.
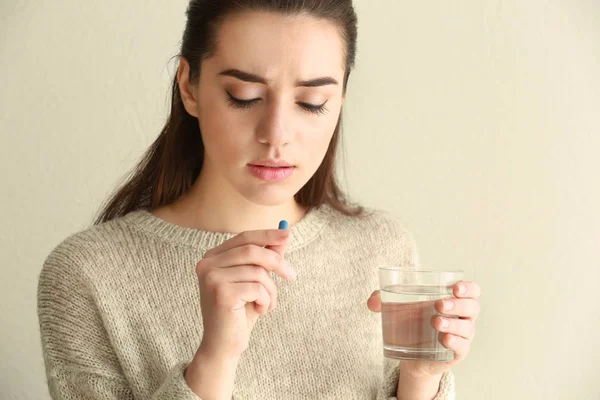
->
<box><xmin>367</xmin><ymin>281</ymin><xmax>481</xmax><ymax>378</ymax></box>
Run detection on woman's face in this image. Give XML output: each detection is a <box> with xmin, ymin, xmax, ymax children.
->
<box><xmin>180</xmin><ymin>11</ymin><xmax>346</xmax><ymax>206</ymax></box>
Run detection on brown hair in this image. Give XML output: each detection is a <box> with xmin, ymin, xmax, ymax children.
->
<box><xmin>94</xmin><ymin>0</ymin><xmax>362</xmax><ymax>225</ymax></box>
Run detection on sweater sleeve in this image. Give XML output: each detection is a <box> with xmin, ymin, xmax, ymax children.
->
<box><xmin>37</xmin><ymin>244</ymin><xmax>202</xmax><ymax>400</ymax></box>
<box><xmin>375</xmin><ymin>213</ymin><xmax>457</xmax><ymax>400</ymax></box>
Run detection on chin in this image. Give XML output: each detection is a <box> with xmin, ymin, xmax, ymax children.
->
<box><xmin>239</xmin><ymin>184</ymin><xmax>299</xmax><ymax>207</ymax></box>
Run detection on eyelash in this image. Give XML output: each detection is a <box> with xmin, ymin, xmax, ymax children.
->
<box><xmin>226</xmin><ymin>92</ymin><xmax>329</xmax><ymax>116</ymax></box>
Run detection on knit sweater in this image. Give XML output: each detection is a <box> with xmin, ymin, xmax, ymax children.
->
<box><xmin>37</xmin><ymin>203</ymin><xmax>455</xmax><ymax>399</ymax></box>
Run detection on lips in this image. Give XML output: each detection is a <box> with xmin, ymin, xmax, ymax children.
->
<box><xmin>249</xmin><ymin>159</ymin><xmax>293</xmax><ymax>168</ymax></box>
<box><xmin>248</xmin><ymin>160</ymin><xmax>295</xmax><ymax>182</ymax></box>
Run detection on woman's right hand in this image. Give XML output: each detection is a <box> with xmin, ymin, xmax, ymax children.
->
<box><xmin>195</xmin><ymin>228</ymin><xmax>296</xmax><ymax>359</ymax></box>
<box><xmin>185</xmin><ymin>229</ymin><xmax>296</xmax><ymax>398</ymax></box>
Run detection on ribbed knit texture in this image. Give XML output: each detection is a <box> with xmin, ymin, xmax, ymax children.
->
<box><xmin>37</xmin><ymin>204</ymin><xmax>455</xmax><ymax>399</ymax></box>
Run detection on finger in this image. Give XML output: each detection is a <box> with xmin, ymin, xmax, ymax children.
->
<box><xmin>204</xmin><ymin>229</ymin><xmax>291</xmax><ymax>258</ymax></box>
<box><xmin>367</xmin><ymin>290</ymin><xmax>382</xmax><ymax>313</ymax></box>
<box><xmin>210</xmin><ymin>265</ymin><xmax>278</xmax><ymax>310</ymax></box>
<box><xmin>434</xmin><ymin>316</ymin><xmax>475</xmax><ymax>340</ymax></box>
<box><xmin>234</xmin><ymin>282</ymin><xmax>271</xmax><ymax>316</ymax></box>
<box><xmin>207</xmin><ymin>244</ymin><xmax>297</xmax><ymax>280</ymax></box>
<box><xmin>266</xmin><ymin>228</ymin><xmax>292</xmax><ymax>258</ymax></box>
<box><xmin>440</xmin><ymin>333</ymin><xmax>471</xmax><ymax>360</ymax></box>
<box><xmin>453</xmin><ymin>281</ymin><xmax>481</xmax><ymax>299</ymax></box>
<box><xmin>435</xmin><ymin>298</ymin><xmax>480</xmax><ymax>320</ymax></box>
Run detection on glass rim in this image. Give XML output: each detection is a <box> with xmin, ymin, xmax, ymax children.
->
<box><xmin>379</xmin><ymin>266</ymin><xmax>464</xmax><ymax>274</ymax></box>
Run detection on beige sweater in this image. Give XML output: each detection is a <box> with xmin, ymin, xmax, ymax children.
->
<box><xmin>37</xmin><ymin>204</ymin><xmax>455</xmax><ymax>399</ymax></box>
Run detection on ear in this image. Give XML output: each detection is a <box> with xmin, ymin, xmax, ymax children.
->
<box><xmin>177</xmin><ymin>57</ymin><xmax>199</xmax><ymax>118</ymax></box>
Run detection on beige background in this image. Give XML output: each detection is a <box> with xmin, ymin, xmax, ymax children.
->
<box><xmin>1</xmin><ymin>1</ymin><xmax>599</xmax><ymax>399</ymax></box>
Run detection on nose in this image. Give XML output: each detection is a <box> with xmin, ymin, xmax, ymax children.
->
<box><xmin>256</xmin><ymin>101</ymin><xmax>290</xmax><ymax>147</ymax></box>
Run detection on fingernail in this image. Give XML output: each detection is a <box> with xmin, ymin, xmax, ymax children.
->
<box><xmin>440</xmin><ymin>317</ymin><xmax>449</xmax><ymax>328</ymax></box>
<box><xmin>443</xmin><ymin>300</ymin><xmax>454</xmax><ymax>311</ymax></box>
<box><xmin>458</xmin><ymin>284</ymin><xmax>467</xmax><ymax>295</ymax></box>
<box><xmin>285</xmin><ymin>261</ymin><xmax>297</xmax><ymax>279</ymax></box>
<box><xmin>288</xmin><ymin>268</ymin><xmax>297</xmax><ymax>280</ymax></box>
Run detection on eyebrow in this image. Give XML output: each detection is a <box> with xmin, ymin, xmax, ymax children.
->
<box><xmin>218</xmin><ymin>69</ymin><xmax>339</xmax><ymax>87</ymax></box>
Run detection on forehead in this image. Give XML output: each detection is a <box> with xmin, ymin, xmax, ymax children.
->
<box><xmin>210</xmin><ymin>11</ymin><xmax>346</xmax><ymax>81</ymax></box>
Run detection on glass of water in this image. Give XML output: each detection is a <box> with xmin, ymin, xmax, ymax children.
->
<box><xmin>379</xmin><ymin>267</ymin><xmax>464</xmax><ymax>362</ymax></box>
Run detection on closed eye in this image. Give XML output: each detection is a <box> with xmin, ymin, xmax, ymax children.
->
<box><xmin>298</xmin><ymin>101</ymin><xmax>329</xmax><ymax>116</ymax></box>
<box><xmin>226</xmin><ymin>92</ymin><xmax>259</xmax><ymax>109</ymax></box>
<box><xmin>226</xmin><ymin>91</ymin><xmax>329</xmax><ymax>115</ymax></box>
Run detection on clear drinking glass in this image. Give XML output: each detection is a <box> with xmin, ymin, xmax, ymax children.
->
<box><xmin>379</xmin><ymin>267</ymin><xmax>464</xmax><ymax>362</ymax></box>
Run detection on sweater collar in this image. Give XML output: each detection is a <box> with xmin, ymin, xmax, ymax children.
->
<box><xmin>122</xmin><ymin>203</ymin><xmax>335</xmax><ymax>253</ymax></box>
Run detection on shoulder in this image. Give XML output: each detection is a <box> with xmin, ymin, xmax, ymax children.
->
<box><xmin>323</xmin><ymin>205</ymin><xmax>421</xmax><ymax>268</ymax></box>
<box><xmin>39</xmin><ymin>211</ymin><xmax>144</xmax><ymax>284</ymax></box>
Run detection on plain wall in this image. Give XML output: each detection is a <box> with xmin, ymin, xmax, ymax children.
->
<box><xmin>1</xmin><ymin>1</ymin><xmax>599</xmax><ymax>399</ymax></box>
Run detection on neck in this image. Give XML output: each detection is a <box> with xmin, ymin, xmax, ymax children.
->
<box><xmin>159</xmin><ymin>167</ymin><xmax>307</xmax><ymax>234</ymax></box>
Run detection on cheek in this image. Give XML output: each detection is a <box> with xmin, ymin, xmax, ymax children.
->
<box><xmin>198</xmin><ymin>103</ymin><xmax>251</xmax><ymax>164</ymax></box>
<box><xmin>301</xmin><ymin>116</ymin><xmax>338</xmax><ymax>167</ymax></box>
<box><xmin>202</xmin><ymin>125</ymin><xmax>246</xmax><ymax>165</ymax></box>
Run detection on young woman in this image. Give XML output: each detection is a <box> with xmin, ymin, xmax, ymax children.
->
<box><xmin>38</xmin><ymin>1</ymin><xmax>481</xmax><ymax>399</ymax></box>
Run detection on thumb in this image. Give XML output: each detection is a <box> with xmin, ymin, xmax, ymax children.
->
<box><xmin>266</xmin><ymin>220</ymin><xmax>292</xmax><ymax>258</ymax></box>
<box><xmin>265</xmin><ymin>233</ymin><xmax>291</xmax><ymax>258</ymax></box>
<box><xmin>367</xmin><ymin>290</ymin><xmax>382</xmax><ymax>313</ymax></box>
<box><xmin>265</xmin><ymin>232</ymin><xmax>292</xmax><ymax>257</ymax></box>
